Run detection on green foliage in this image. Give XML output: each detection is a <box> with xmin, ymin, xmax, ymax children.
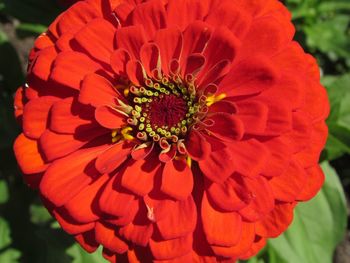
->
<box><xmin>0</xmin><ymin>180</ymin><xmax>9</xmax><ymax>204</ymax></box>
<box><xmin>322</xmin><ymin>74</ymin><xmax>350</xmax><ymax>160</ymax></box>
<box><xmin>0</xmin><ymin>217</ymin><xmax>21</xmax><ymax>262</ymax></box>
<box><xmin>67</xmin><ymin>246</ymin><xmax>106</xmax><ymax>263</ymax></box>
<box><xmin>286</xmin><ymin>0</ymin><xmax>350</xmax><ymax>72</ymax></box>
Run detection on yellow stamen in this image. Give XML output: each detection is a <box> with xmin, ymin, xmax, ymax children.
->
<box><xmin>124</xmin><ymin>88</ymin><xmax>130</xmax><ymax>97</ymax></box>
<box><xmin>206</xmin><ymin>93</ymin><xmax>227</xmax><ymax>106</ymax></box>
<box><xmin>121</xmin><ymin>127</ymin><xmax>134</xmax><ymax>140</ymax></box>
<box><xmin>186</xmin><ymin>156</ymin><xmax>192</xmax><ymax>168</ymax></box>
<box><xmin>111</xmin><ymin>129</ymin><xmax>118</xmax><ymax>138</ymax></box>
<box><xmin>112</xmin><ymin>135</ymin><xmax>122</xmax><ymax>143</ymax></box>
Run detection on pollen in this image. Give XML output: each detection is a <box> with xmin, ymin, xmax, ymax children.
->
<box><xmin>206</xmin><ymin>93</ymin><xmax>227</xmax><ymax>106</ymax></box>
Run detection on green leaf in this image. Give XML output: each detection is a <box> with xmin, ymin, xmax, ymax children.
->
<box><xmin>318</xmin><ymin>1</ymin><xmax>350</xmax><ymax>13</ymax></box>
<box><xmin>66</xmin><ymin>245</ymin><xmax>106</xmax><ymax>263</ymax></box>
<box><xmin>16</xmin><ymin>23</ymin><xmax>47</xmax><ymax>38</ymax></box>
<box><xmin>0</xmin><ymin>180</ymin><xmax>9</xmax><ymax>204</ymax></box>
<box><xmin>266</xmin><ymin>162</ymin><xmax>347</xmax><ymax>263</ymax></box>
<box><xmin>0</xmin><ymin>249</ymin><xmax>21</xmax><ymax>263</ymax></box>
<box><xmin>303</xmin><ymin>15</ymin><xmax>350</xmax><ymax>60</ymax></box>
<box><xmin>323</xmin><ymin>74</ymin><xmax>350</xmax><ymax>159</ymax></box>
<box><xmin>0</xmin><ymin>217</ymin><xmax>21</xmax><ymax>263</ymax></box>
<box><xmin>30</xmin><ymin>204</ymin><xmax>52</xmax><ymax>225</ymax></box>
<box><xmin>0</xmin><ymin>217</ymin><xmax>11</xmax><ymax>250</ymax></box>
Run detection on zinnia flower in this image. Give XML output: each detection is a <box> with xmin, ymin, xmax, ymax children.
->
<box><xmin>14</xmin><ymin>0</ymin><xmax>329</xmax><ymax>262</ymax></box>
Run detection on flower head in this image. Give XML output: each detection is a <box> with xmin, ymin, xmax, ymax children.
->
<box><xmin>14</xmin><ymin>0</ymin><xmax>329</xmax><ymax>262</ymax></box>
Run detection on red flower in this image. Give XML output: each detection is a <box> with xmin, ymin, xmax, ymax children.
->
<box><xmin>14</xmin><ymin>0</ymin><xmax>329</xmax><ymax>262</ymax></box>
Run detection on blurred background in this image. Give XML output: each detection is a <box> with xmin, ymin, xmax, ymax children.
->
<box><xmin>0</xmin><ymin>0</ymin><xmax>349</xmax><ymax>262</ymax></box>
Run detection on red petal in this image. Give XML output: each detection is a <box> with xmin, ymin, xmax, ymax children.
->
<box><xmin>95</xmin><ymin>105</ymin><xmax>126</xmax><ymax>129</ymax></box>
<box><xmin>182</xmin><ymin>53</ymin><xmax>206</xmax><ymax>77</ymax></box>
<box><xmin>167</xmin><ymin>0</ymin><xmax>208</xmax><ymax>30</ymax></box>
<box><xmin>131</xmin><ymin>0</ymin><xmax>167</xmax><ymax>39</ymax></box>
<box><xmin>56</xmin><ymin>32</ymin><xmax>74</xmax><ymax>52</ymax></box>
<box><xmin>202</xmin><ymin>192</ymin><xmax>242</xmax><ymax>247</ymax></box>
<box><xmin>53</xmin><ymin>209</ymin><xmax>95</xmax><ymax>235</ymax></box>
<box><xmin>297</xmin><ymin>165</ymin><xmax>325</xmax><ymax>201</ymax></box>
<box><xmin>29</xmin><ymin>47</ymin><xmax>57</xmax><ymax>82</ymax></box>
<box><xmin>208</xmin><ymin>100</ymin><xmax>237</xmax><ymax>114</ymax></box>
<box><xmin>197</xmin><ymin>59</ymin><xmax>231</xmax><ymax>88</ymax></box>
<box><xmin>102</xmin><ymin>249</ymin><xmax>118</xmax><ymax>263</ymax></box>
<box><xmin>220</xmin><ymin>55</ymin><xmax>279</xmax><ymax>97</ymax></box>
<box><xmin>255</xmin><ymin>202</ymin><xmax>295</xmax><ymax>238</ymax></box>
<box><xmin>256</xmin><ymin>95</ymin><xmax>293</xmax><ymax>136</ymax></box>
<box><xmin>235</xmin><ymin>100</ymin><xmax>268</xmax><ymax>134</ymax></box>
<box><xmin>205</xmin><ymin>1</ymin><xmax>252</xmax><ymax>38</ymax></box>
<box><xmin>131</xmin><ymin>143</ymin><xmax>154</xmax><ymax>161</ymax></box>
<box><xmin>113</xmin><ymin>2</ymin><xmax>135</xmax><ymax>24</ymax></box>
<box><xmin>199</xmin><ymin>138</ymin><xmax>234</xmax><ymax>183</ymax></box>
<box><xmin>75</xmin><ymin>230</ymin><xmax>98</xmax><ymax>253</ymax></box>
<box><xmin>211</xmin><ymin>222</ymin><xmax>255</xmax><ymax>258</ymax></box>
<box><xmin>121</xmin><ymin>155</ymin><xmax>161</xmax><ymax>196</ymax></box>
<box><xmin>73</xmin><ymin>18</ymin><xmax>116</xmax><ymax>64</ymax></box>
<box><xmin>154</xmin><ymin>28</ymin><xmax>182</xmax><ymax>75</ymax></box>
<box><xmin>240</xmin><ymin>16</ymin><xmax>294</xmax><ymax>57</ymax></box>
<box><xmin>285</xmin><ymin>112</ymin><xmax>312</xmax><ymax>153</ymax></box>
<box><xmin>126</xmin><ymin>60</ymin><xmax>146</xmax><ymax>86</ymax></box>
<box><xmin>150</xmin><ymin>235</ymin><xmax>192</xmax><ymax>260</ymax></box>
<box><xmin>98</xmin><ymin>176</ymin><xmax>138</xmax><ymax>219</ymax></box>
<box><xmin>40</xmin><ymin>144</ymin><xmax>108</xmax><ymax>206</ymax></box>
<box><xmin>14</xmin><ymin>86</ymin><xmax>25</xmax><ymax>123</ymax></box>
<box><xmin>202</xmin><ymin>26</ymin><xmax>239</xmax><ymax>71</ymax></box>
<box><xmin>23</xmin><ymin>96</ymin><xmax>59</xmax><ymax>139</ymax></box>
<box><xmin>64</xmin><ymin>174</ymin><xmax>109</xmax><ymax>223</ymax></box>
<box><xmin>301</xmin><ymin>81</ymin><xmax>329</xmax><ymax>122</ymax></box>
<box><xmin>55</xmin><ymin>1</ymin><xmax>100</xmax><ymax>36</ymax></box>
<box><xmin>294</xmin><ymin>121</ymin><xmax>328</xmax><ymax>168</ymax></box>
<box><xmin>156</xmin><ymin>197</ymin><xmax>197</xmax><ymax>240</ymax></box>
<box><xmin>186</xmin><ymin>130</ymin><xmax>211</xmax><ymax>161</ymax></box>
<box><xmin>115</xmin><ymin>26</ymin><xmax>146</xmax><ymax>59</ymax></box>
<box><xmin>95</xmin><ymin>222</ymin><xmax>128</xmax><ymax>254</ymax></box>
<box><xmin>239</xmin><ymin>236</ymin><xmax>267</xmax><ymax>260</ymax></box>
<box><xmin>140</xmin><ymin>43</ymin><xmax>161</xmax><ymax>76</ymax></box>
<box><xmin>239</xmin><ymin>176</ymin><xmax>275</xmax><ymax>221</ymax></box>
<box><xmin>180</xmin><ymin>21</ymin><xmax>212</xmax><ymax>66</ymax></box>
<box><xmin>269</xmin><ymin>159</ymin><xmax>307</xmax><ymax>202</ymax></box>
<box><xmin>50</xmin><ymin>97</ymin><xmax>94</xmax><ymax>134</ymax></box>
<box><xmin>230</xmin><ymin>139</ymin><xmax>270</xmax><ymax>178</ymax></box>
<box><xmin>206</xmin><ymin>113</ymin><xmax>244</xmax><ymax>142</ymax></box>
<box><xmin>95</xmin><ymin>142</ymin><xmax>132</xmax><ymax>174</ymax></box>
<box><xmin>13</xmin><ymin>134</ymin><xmax>47</xmax><ymax>174</ymax></box>
<box><xmin>110</xmin><ymin>49</ymin><xmax>130</xmax><ymax>75</ymax></box>
<box><xmin>39</xmin><ymin>127</ymin><xmax>106</xmax><ymax>161</ymax></box>
<box><xmin>50</xmin><ymin>51</ymin><xmax>101</xmax><ymax>90</ymax></box>
<box><xmin>261</xmin><ymin>136</ymin><xmax>291</xmax><ymax>178</ymax></box>
<box><xmin>207</xmin><ymin>177</ymin><xmax>247</xmax><ymax>212</ymax></box>
<box><xmin>119</xmin><ymin>220</ymin><xmax>153</xmax><ymax>246</ymax></box>
<box><xmin>161</xmin><ymin>159</ymin><xmax>193</xmax><ymax>200</ymax></box>
<box><xmin>79</xmin><ymin>73</ymin><xmax>118</xmax><ymax>107</ymax></box>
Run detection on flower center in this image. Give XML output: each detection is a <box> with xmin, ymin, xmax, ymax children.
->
<box><xmin>124</xmin><ymin>76</ymin><xmax>203</xmax><ymax>143</ymax></box>
<box><xmin>112</xmin><ymin>70</ymin><xmax>225</xmax><ymax>157</ymax></box>
<box><xmin>147</xmin><ymin>94</ymin><xmax>187</xmax><ymax>128</ymax></box>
